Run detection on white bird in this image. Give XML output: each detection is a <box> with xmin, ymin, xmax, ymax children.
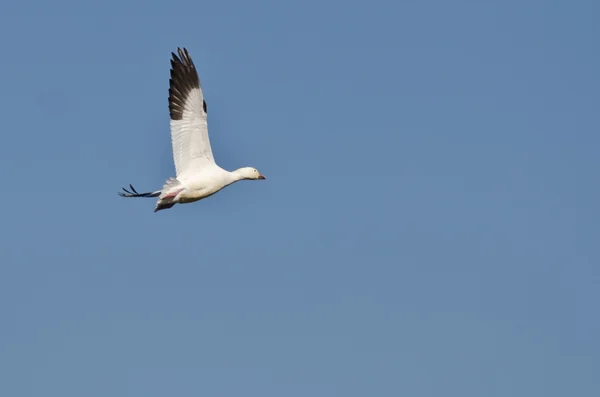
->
<box><xmin>119</xmin><ymin>47</ymin><xmax>266</xmax><ymax>212</ymax></box>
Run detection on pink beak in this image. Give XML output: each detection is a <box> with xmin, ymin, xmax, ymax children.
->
<box><xmin>258</xmin><ymin>174</ymin><xmax>266</xmax><ymax>180</ymax></box>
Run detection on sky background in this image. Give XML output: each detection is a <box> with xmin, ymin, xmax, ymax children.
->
<box><xmin>0</xmin><ymin>1</ymin><xmax>598</xmax><ymax>396</ymax></box>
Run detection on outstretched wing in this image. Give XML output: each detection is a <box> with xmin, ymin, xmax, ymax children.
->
<box><xmin>168</xmin><ymin>47</ymin><xmax>214</xmax><ymax>177</ymax></box>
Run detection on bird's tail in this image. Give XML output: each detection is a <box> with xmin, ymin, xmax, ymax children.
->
<box><xmin>118</xmin><ymin>184</ymin><xmax>161</xmax><ymax>198</ymax></box>
<box><xmin>153</xmin><ymin>178</ymin><xmax>183</xmax><ymax>212</ymax></box>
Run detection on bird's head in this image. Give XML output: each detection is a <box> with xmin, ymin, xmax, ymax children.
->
<box><xmin>236</xmin><ymin>167</ymin><xmax>266</xmax><ymax>180</ymax></box>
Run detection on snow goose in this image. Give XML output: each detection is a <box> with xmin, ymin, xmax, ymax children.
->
<box><xmin>119</xmin><ymin>48</ymin><xmax>265</xmax><ymax>212</ymax></box>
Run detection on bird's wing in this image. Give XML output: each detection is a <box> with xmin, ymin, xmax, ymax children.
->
<box><xmin>168</xmin><ymin>47</ymin><xmax>214</xmax><ymax>177</ymax></box>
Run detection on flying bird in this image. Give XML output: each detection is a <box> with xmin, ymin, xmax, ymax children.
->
<box><xmin>119</xmin><ymin>48</ymin><xmax>265</xmax><ymax>212</ymax></box>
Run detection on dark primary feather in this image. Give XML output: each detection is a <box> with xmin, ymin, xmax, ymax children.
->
<box><xmin>168</xmin><ymin>47</ymin><xmax>207</xmax><ymax>120</ymax></box>
<box><xmin>118</xmin><ymin>185</ymin><xmax>160</xmax><ymax>198</ymax></box>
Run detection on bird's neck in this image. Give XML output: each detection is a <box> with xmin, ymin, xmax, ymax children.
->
<box><xmin>228</xmin><ymin>169</ymin><xmax>247</xmax><ymax>183</ymax></box>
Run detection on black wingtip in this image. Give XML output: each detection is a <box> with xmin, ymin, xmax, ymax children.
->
<box><xmin>171</xmin><ymin>47</ymin><xmax>191</xmax><ymax>64</ymax></box>
<box><xmin>168</xmin><ymin>46</ymin><xmax>201</xmax><ymax>121</ymax></box>
<box><xmin>119</xmin><ymin>184</ymin><xmax>143</xmax><ymax>198</ymax></box>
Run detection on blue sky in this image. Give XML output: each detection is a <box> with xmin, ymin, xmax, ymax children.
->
<box><xmin>0</xmin><ymin>1</ymin><xmax>598</xmax><ymax>396</ymax></box>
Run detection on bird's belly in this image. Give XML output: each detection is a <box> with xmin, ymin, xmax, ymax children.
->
<box><xmin>177</xmin><ymin>186</ymin><xmax>222</xmax><ymax>203</ymax></box>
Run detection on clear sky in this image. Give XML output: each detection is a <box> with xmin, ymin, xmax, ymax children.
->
<box><xmin>0</xmin><ymin>1</ymin><xmax>598</xmax><ymax>396</ymax></box>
